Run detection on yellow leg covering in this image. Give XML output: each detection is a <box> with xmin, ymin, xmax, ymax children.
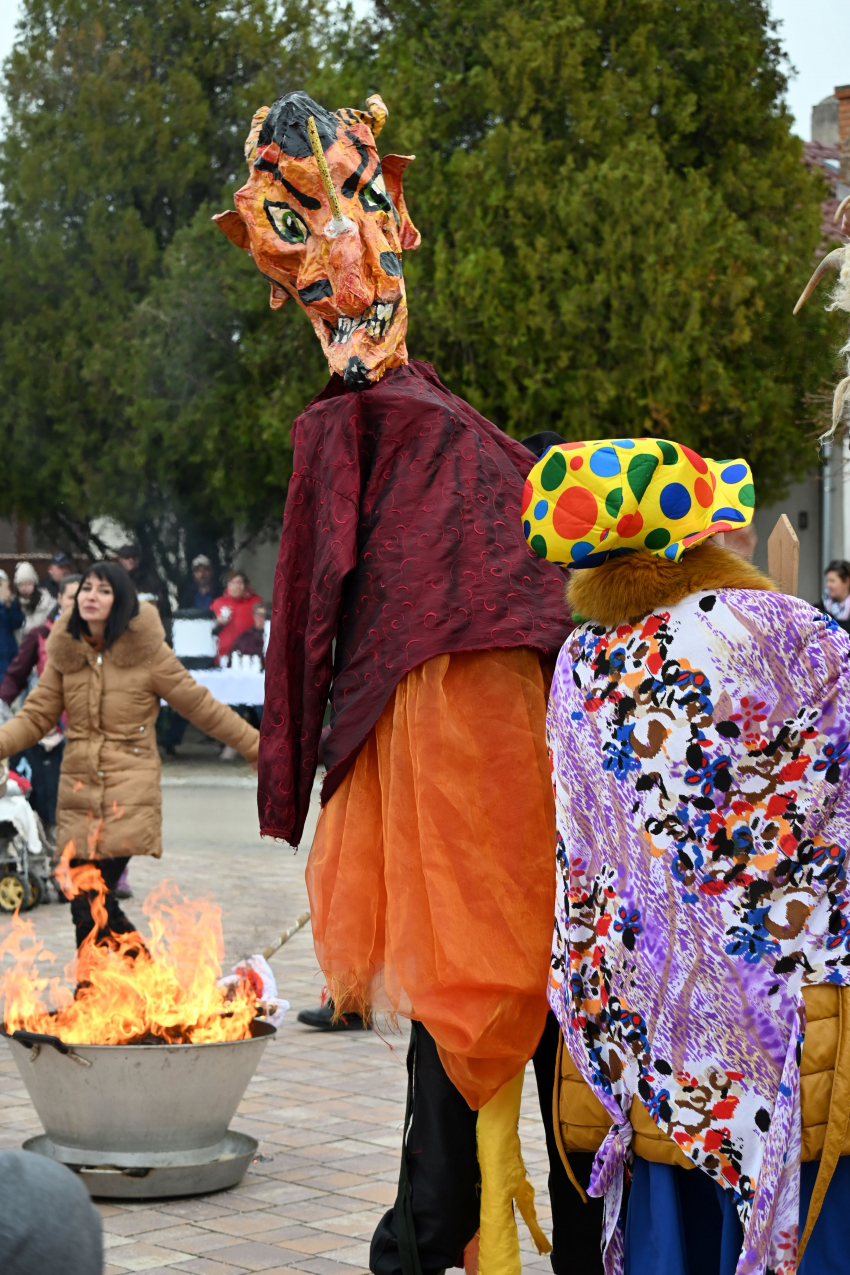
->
<box><xmin>475</xmin><ymin>1068</ymin><xmax>553</xmax><ymax>1275</ymax></box>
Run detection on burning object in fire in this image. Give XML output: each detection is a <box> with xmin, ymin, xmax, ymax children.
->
<box><xmin>0</xmin><ymin>860</ymin><xmax>288</xmax><ymax>1197</ymax></box>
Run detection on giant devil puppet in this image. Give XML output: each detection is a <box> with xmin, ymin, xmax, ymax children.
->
<box><xmin>214</xmin><ymin>92</ymin><xmax>575</xmax><ymax>1275</ymax></box>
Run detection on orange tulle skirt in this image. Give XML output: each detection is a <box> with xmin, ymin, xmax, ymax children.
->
<box><xmin>306</xmin><ymin>647</ymin><xmax>556</xmax><ymax>1110</ymax></box>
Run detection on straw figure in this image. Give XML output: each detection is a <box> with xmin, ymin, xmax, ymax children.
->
<box><xmin>214</xmin><ymin>91</ymin><xmax>577</xmax><ymax>1275</ymax></box>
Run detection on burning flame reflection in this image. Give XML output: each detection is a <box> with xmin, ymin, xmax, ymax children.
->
<box><xmin>0</xmin><ymin>849</ymin><xmax>257</xmax><ymax>1045</ymax></box>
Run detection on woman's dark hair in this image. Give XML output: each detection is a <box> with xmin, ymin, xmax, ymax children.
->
<box><xmin>20</xmin><ymin>585</ymin><xmax>44</xmax><ymax>616</ymax></box>
<box><xmin>67</xmin><ymin>562</ymin><xmax>140</xmax><ymax>648</ymax></box>
<box><xmin>825</xmin><ymin>559</ymin><xmax>850</xmax><ymax>582</ymax></box>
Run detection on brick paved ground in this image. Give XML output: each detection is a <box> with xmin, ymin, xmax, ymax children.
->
<box><xmin>0</xmin><ymin>748</ymin><xmax>554</xmax><ymax>1274</ymax></box>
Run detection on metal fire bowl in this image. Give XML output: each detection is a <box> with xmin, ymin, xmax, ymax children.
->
<box><xmin>5</xmin><ymin>1019</ymin><xmax>274</xmax><ymax>1173</ymax></box>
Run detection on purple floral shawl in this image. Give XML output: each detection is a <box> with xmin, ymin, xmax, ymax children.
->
<box><xmin>547</xmin><ymin>587</ymin><xmax>850</xmax><ymax>1275</ymax></box>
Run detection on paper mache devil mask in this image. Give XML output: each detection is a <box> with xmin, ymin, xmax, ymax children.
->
<box><xmin>213</xmin><ymin>91</ymin><xmax>421</xmax><ymax>390</ymax></box>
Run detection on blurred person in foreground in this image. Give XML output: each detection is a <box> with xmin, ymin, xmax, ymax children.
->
<box><xmin>13</xmin><ymin>561</ymin><xmax>53</xmax><ymax>637</ymax></box>
<box><xmin>44</xmin><ymin>551</ymin><xmax>73</xmax><ymax>599</ymax></box>
<box><xmin>0</xmin><ymin>571</ymin><xmax>25</xmax><ymax>682</ymax></box>
<box><xmin>212</xmin><ymin>569</ymin><xmax>261</xmax><ymax>662</ymax></box>
<box><xmin>823</xmin><ymin>558</ymin><xmax>850</xmax><ymax>634</ymax></box>
<box><xmin>0</xmin><ymin>563</ymin><xmax>259</xmax><ymax>949</ymax></box>
<box><xmin>1</xmin><ymin>574</ymin><xmax>80</xmax><ymax>833</ymax></box>
<box><xmin>181</xmin><ymin>554</ymin><xmax>217</xmax><ymax>611</ymax></box>
<box><xmin>0</xmin><ymin>1148</ymin><xmax>102</xmax><ymax>1274</ymax></box>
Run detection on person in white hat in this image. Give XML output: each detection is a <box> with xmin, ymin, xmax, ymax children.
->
<box><xmin>13</xmin><ymin>561</ymin><xmax>53</xmax><ymax>638</ymax></box>
<box><xmin>181</xmin><ymin>554</ymin><xmax>217</xmax><ymax>611</ymax></box>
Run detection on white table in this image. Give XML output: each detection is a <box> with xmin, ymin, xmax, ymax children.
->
<box><xmin>181</xmin><ymin>668</ymin><xmax>265</xmax><ymax>706</ymax></box>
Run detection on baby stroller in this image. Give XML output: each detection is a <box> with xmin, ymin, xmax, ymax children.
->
<box><xmin>0</xmin><ymin>758</ymin><xmax>55</xmax><ymax>912</ymax></box>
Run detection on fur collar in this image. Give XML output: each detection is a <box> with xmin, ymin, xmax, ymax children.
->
<box><xmin>567</xmin><ymin>542</ymin><xmax>776</xmax><ymax>628</ymax></box>
<box><xmin>47</xmin><ymin>601</ymin><xmax>165</xmax><ymax>673</ymax></box>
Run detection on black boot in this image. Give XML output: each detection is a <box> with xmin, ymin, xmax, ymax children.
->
<box><xmin>296</xmin><ymin>999</ymin><xmax>369</xmax><ymax>1031</ymax></box>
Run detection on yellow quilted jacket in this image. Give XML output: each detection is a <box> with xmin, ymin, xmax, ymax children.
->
<box><xmin>554</xmin><ymin>985</ymin><xmax>850</xmax><ymax>1258</ymax></box>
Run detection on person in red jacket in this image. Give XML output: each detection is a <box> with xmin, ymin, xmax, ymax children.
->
<box><xmin>211</xmin><ymin>571</ymin><xmax>261</xmax><ymax>661</ymax></box>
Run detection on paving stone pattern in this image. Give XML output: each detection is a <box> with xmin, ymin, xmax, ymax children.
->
<box><xmin>0</xmin><ymin>753</ymin><xmax>554</xmax><ymax>1274</ymax></box>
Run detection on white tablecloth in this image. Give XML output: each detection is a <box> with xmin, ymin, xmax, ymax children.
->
<box><xmin>183</xmin><ymin>668</ymin><xmax>265</xmax><ymax>706</ymax></box>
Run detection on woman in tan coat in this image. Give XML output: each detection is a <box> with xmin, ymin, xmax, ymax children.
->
<box><xmin>0</xmin><ymin>563</ymin><xmax>259</xmax><ymax>947</ymax></box>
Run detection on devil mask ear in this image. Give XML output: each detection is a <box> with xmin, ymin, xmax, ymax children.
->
<box><xmin>336</xmin><ymin>93</ymin><xmax>389</xmax><ymax>139</ymax></box>
<box><xmin>212</xmin><ymin>209</ymin><xmax>251</xmax><ymax>251</ymax></box>
<box><xmin>211</xmin><ymin>208</ymin><xmax>290</xmax><ymax>313</ymax></box>
<box><xmin>381</xmin><ymin>154</ymin><xmax>421</xmax><ymax>252</ymax></box>
<box><xmin>244</xmin><ymin>105</ymin><xmax>270</xmax><ymax>166</ymax></box>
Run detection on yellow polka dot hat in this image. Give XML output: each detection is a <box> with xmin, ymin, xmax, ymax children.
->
<box><xmin>521</xmin><ymin>438</ymin><xmax>754</xmax><ymax>567</ymax></box>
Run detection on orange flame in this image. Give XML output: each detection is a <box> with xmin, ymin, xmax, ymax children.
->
<box><xmin>0</xmin><ymin>856</ymin><xmax>256</xmax><ymax>1045</ymax></box>
<box><xmin>53</xmin><ymin>840</ymin><xmax>76</xmax><ymax>900</ymax></box>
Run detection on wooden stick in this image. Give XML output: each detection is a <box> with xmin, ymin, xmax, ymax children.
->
<box><xmin>767</xmin><ymin>514</ymin><xmax>800</xmax><ymax>597</ymax></box>
<box><xmin>262</xmin><ymin>911</ymin><xmax>311</xmax><ymax>961</ymax></box>
<box><xmin>306</xmin><ymin>116</ymin><xmax>343</xmax><ymax>224</ymax></box>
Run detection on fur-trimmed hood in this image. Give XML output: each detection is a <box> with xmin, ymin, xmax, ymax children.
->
<box><xmin>46</xmin><ymin>601</ymin><xmax>165</xmax><ymax>673</ymax></box>
<box><xmin>567</xmin><ymin>541</ymin><xmax>776</xmax><ymax>628</ymax></box>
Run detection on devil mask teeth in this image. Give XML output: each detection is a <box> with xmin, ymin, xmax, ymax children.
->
<box><xmin>365</xmin><ymin>302</ymin><xmax>394</xmax><ymax>338</ymax></box>
<box><xmin>331</xmin><ymin>301</ymin><xmax>395</xmax><ymax>345</ymax></box>
<box><xmin>332</xmin><ymin>315</ymin><xmax>358</xmax><ymax>344</ymax></box>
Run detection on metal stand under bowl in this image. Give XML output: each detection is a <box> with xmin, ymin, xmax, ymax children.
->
<box><xmin>23</xmin><ymin>1131</ymin><xmax>259</xmax><ymax>1199</ymax></box>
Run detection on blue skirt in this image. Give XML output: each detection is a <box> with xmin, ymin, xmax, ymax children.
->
<box><xmin>624</xmin><ymin>1156</ymin><xmax>850</xmax><ymax>1275</ymax></box>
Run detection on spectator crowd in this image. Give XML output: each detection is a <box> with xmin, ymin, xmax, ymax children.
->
<box><xmin>1</xmin><ymin>548</ymin><xmax>269</xmax><ymax>777</ymax></box>
<box><xmin>0</xmin><ymin>545</ymin><xmax>269</xmax><ymax>905</ymax></box>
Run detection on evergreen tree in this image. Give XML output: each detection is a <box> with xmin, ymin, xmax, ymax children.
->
<box><xmin>0</xmin><ymin>0</ymin><xmax>842</xmax><ymax>576</ymax></box>
<box><xmin>0</xmin><ymin>0</ymin><xmax>336</xmax><ymax>574</ymax></box>
<box><xmin>113</xmin><ymin>196</ymin><xmax>329</xmax><ymax>564</ymax></box>
<box><xmin>368</xmin><ymin>0</ymin><xmax>842</xmax><ymax>500</ymax></box>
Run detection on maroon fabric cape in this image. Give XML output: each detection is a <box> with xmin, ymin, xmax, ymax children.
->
<box><xmin>258</xmin><ymin>360</ymin><xmax>572</xmax><ymax>844</ymax></box>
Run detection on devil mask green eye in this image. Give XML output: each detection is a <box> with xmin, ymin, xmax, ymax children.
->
<box><xmin>263</xmin><ymin>199</ymin><xmax>309</xmax><ymax>244</ymax></box>
<box><xmin>359</xmin><ymin>173</ymin><xmax>393</xmax><ymax>217</ymax></box>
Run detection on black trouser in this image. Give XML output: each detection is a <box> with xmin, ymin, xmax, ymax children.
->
<box><xmin>532</xmin><ymin>1011</ymin><xmax>605</xmax><ymax>1275</ymax></box>
<box><xmin>69</xmin><ymin>857</ymin><xmax>136</xmax><ymax>949</ymax></box>
<box><xmin>370</xmin><ymin>1014</ymin><xmax>604</xmax><ymax>1275</ymax></box>
<box><xmin>371</xmin><ymin>1023</ymin><xmax>480</xmax><ymax>1275</ymax></box>
<box><xmin>158</xmin><ymin>705</ymin><xmax>187</xmax><ymax>749</ymax></box>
